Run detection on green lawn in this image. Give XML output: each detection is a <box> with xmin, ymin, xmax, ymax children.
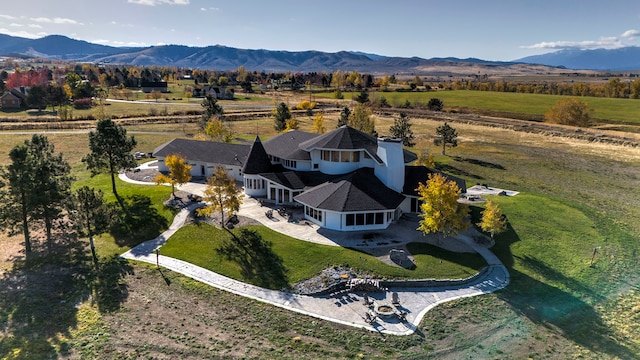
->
<box><xmin>161</xmin><ymin>224</ymin><xmax>486</xmax><ymax>289</ymax></box>
<box><xmin>319</xmin><ymin>90</ymin><xmax>640</xmax><ymax>124</ymax></box>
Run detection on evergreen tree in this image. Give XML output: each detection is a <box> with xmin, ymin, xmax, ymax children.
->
<box><xmin>337</xmin><ymin>106</ymin><xmax>350</xmax><ymax>127</ymax></box>
<box><xmin>389</xmin><ymin>112</ymin><xmax>415</xmax><ymax>147</ymax></box>
<box><xmin>73</xmin><ymin>186</ymin><xmax>113</xmax><ymax>264</ymax></box>
<box><xmin>434</xmin><ymin>122</ymin><xmax>458</xmax><ymax>155</ymax></box>
<box><xmin>83</xmin><ymin>118</ymin><xmax>137</xmax><ymax>200</ymax></box>
<box><xmin>273</xmin><ymin>102</ymin><xmax>291</xmax><ymax>132</ymax></box>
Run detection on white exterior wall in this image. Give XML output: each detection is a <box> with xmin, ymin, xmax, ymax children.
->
<box><xmin>310</xmin><ymin>149</ymin><xmax>375</xmax><ymax>175</ymax></box>
<box><xmin>244</xmin><ymin>175</ymin><xmax>267</xmax><ymax>197</ymax></box>
<box><xmin>304</xmin><ymin>208</ymin><xmax>395</xmax><ymax>231</ymax></box>
<box><xmin>374</xmin><ymin>138</ymin><xmax>405</xmax><ymax>193</ymax></box>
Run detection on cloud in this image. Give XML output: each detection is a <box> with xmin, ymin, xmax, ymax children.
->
<box><xmin>128</xmin><ymin>0</ymin><xmax>189</xmax><ymax>5</ymax></box>
<box><xmin>200</xmin><ymin>7</ymin><xmax>220</xmax><ymax>12</ymax></box>
<box><xmin>0</xmin><ymin>28</ymin><xmax>47</xmax><ymax>39</ymax></box>
<box><xmin>9</xmin><ymin>23</ymin><xmax>23</xmax><ymax>27</ymax></box>
<box><xmin>0</xmin><ymin>14</ymin><xmax>16</xmax><ymax>20</ymax></box>
<box><xmin>30</xmin><ymin>17</ymin><xmax>83</xmax><ymax>25</ymax></box>
<box><xmin>521</xmin><ymin>36</ymin><xmax>625</xmax><ymax>51</ymax></box>
<box><xmin>621</xmin><ymin>29</ymin><xmax>640</xmax><ymax>39</ymax></box>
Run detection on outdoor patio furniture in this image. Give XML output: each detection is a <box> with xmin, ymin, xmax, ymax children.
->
<box><xmin>392</xmin><ymin>292</ymin><xmax>400</xmax><ymax>306</ymax></box>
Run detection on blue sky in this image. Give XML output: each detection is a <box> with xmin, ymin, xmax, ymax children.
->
<box><xmin>1</xmin><ymin>0</ymin><xmax>640</xmax><ymax>61</ymax></box>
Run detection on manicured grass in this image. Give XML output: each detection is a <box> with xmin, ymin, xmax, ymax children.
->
<box><xmin>161</xmin><ymin>224</ymin><xmax>486</xmax><ymax>288</ymax></box>
<box><xmin>319</xmin><ymin>90</ymin><xmax>640</xmax><ymax>124</ymax></box>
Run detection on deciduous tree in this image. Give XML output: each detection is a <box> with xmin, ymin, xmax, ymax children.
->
<box><xmin>416</xmin><ymin>149</ymin><xmax>435</xmax><ymax>168</ymax></box>
<box><xmin>544</xmin><ymin>98</ymin><xmax>593</xmax><ymax>127</ymax></box>
<box><xmin>348</xmin><ymin>103</ymin><xmax>377</xmax><ymax>137</ymax></box>
<box><xmin>204</xmin><ymin>118</ymin><xmax>234</xmax><ymax>143</ymax></box>
<box><xmin>477</xmin><ymin>199</ymin><xmax>507</xmax><ymax>239</ymax></box>
<box><xmin>312</xmin><ymin>113</ymin><xmax>326</xmax><ymax>134</ymax></box>
<box><xmin>83</xmin><ymin>118</ymin><xmax>137</xmax><ymax>200</ymax></box>
<box><xmin>154</xmin><ymin>154</ymin><xmax>192</xmax><ymax>197</ymax></box>
<box><xmin>389</xmin><ymin>112</ymin><xmax>415</xmax><ymax>147</ymax></box>
<box><xmin>416</xmin><ymin>173</ymin><xmax>469</xmax><ymax>244</ymax></box>
<box><xmin>434</xmin><ymin>122</ymin><xmax>458</xmax><ymax>155</ymax></box>
<box><xmin>197</xmin><ymin>167</ymin><xmax>244</xmax><ymax>228</ymax></box>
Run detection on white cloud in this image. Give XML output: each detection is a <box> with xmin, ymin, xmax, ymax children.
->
<box><xmin>0</xmin><ymin>28</ymin><xmax>47</xmax><ymax>38</ymax></box>
<box><xmin>200</xmin><ymin>7</ymin><xmax>220</xmax><ymax>12</ymax></box>
<box><xmin>621</xmin><ymin>29</ymin><xmax>640</xmax><ymax>39</ymax></box>
<box><xmin>128</xmin><ymin>0</ymin><xmax>189</xmax><ymax>5</ymax></box>
<box><xmin>29</xmin><ymin>24</ymin><xmax>42</xmax><ymax>29</ymax></box>
<box><xmin>522</xmin><ymin>36</ymin><xmax>625</xmax><ymax>51</ymax></box>
<box><xmin>30</xmin><ymin>17</ymin><xmax>83</xmax><ymax>25</ymax></box>
<box><xmin>9</xmin><ymin>23</ymin><xmax>23</xmax><ymax>27</ymax></box>
<box><xmin>0</xmin><ymin>14</ymin><xmax>16</xmax><ymax>20</ymax></box>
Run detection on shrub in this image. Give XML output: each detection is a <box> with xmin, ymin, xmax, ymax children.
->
<box><xmin>73</xmin><ymin>98</ymin><xmax>94</xmax><ymax>109</ymax></box>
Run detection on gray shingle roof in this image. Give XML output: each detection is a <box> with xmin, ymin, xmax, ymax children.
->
<box><xmin>153</xmin><ymin>138</ymin><xmax>250</xmax><ymax>166</ymax></box>
<box><xmin>242</xmin><ymin>136</ymin><xmax>274</xmax><ymax>174</ymax></box>
<box><xmin>262</xmin><ymin>130</ymin><xmax>318</xmax><ymax>161</ymax></box>
<box><xmin>299</xmin><ymin>125</ymin><xmax>382</xmax><ymax>162</ymax></box>
<box><xmin>294</xmin><ymin>168</ymin><xmax>405</xmax><ymax>212</ymax></box>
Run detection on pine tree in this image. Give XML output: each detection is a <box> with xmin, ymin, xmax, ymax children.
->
<box><xmin>273</xmin><ymin>102</ymin><xmax>291</xmax><ymax>132</ymax></box>
<box><xmin>434</xmin><ymin>122</ymin><xmax>458</xmax><ymax>155</ymax></box>
<box><xmin>83</xmin><ymin>118</ymin><xmax>137</xmax><ymax>199</ymax></box>
<box><xmin>389</xmin><ymin>112</ymin><xmax>415</xmax><ymax>147</ymax></box>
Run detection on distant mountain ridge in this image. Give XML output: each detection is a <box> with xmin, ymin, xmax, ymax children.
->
<box><xmin>515</xmin><ymin>47</ymin><xmax>640</xmax><ymax>71</ymax></box>
<box><xmin>1</xmin><ymin>34</ymin><xmax>634</xmax><ymax>73</ymax></box>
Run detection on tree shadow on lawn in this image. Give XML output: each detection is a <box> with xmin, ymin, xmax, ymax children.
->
<box><xmin>0</xmin><ymin>234</ymin><xmax>132</xmax><ymax>359</ymax></box>
<box><xmin>217</xmin><ymin>228</ymin><xmax>289</xmax><ymax>290</ymax></box>
<box><xmin>453</xmin><ymin>156</ymin><xmax>506</xmax><ymax>170</ymax></box>
<box><xmin>435</xmin><ymin>163</ymin><xmax>484</xmax><ymax>180</ymax></box>
<box><xmin>493</xmin><ymin>224</ymin><xmax>636</xmax><ymax>357</ymax></box>
<box><xmin>110</xmin><ymin>194</ymin><xmax>168</xmax><ymax>248</ymax></box>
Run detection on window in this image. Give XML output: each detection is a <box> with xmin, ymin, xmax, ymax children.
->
<box><xmin>375</xmin><ymin>213</ymin><xmax>383</xmax><ymax>224</ymax></box>
<box><xmin>346</xmin><ymin>214</ymin><xmax>354</xmax><ymax>226</ymax></box>
<box><xmin>331</xmin><ymin>151</ymin><xmax>340</xmax><ymax>162</ymax></box>
<box><xmin>322</xmin><ymin>150</ymin><xmax>330</xmax><ymax>161</ymax></box>
<box><xmin>341</xmin><ymin>151</ymin><xmax>350</xmax><ymax>162</ymax></box>
<box><xmin>366</xmin><ymin>213</ymin><xmax>374</xmax><ymax>225</ymax></box>
<box><xmin>352</xmin><ymin>152</ymin><xmax>360</xmax><ymax>162</ymax></box>
<box><xmin>356</xmin><ymin>213</ymin><xmax>365</xmax><ymax>226</ymax></box>
<box><xmin>364</xmin><ymin>152</ymin><xmax>372</xmax><ymax>159</ymax></box>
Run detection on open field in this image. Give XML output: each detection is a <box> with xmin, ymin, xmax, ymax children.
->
<box><xmin>319</xmin><ymin>90</ymin><xmax>640</xmax><ymax>126</ymax></box>
<box><xmin>0</xmin><ymin>99</ymin><xmax>639</xmax><ymax>358</ymax></box>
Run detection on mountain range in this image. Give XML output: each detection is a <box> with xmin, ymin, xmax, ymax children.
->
<box><xmin>0</xmin><ymin>34</ymin><xmax>638</xmax><ymax>73</ymax></box>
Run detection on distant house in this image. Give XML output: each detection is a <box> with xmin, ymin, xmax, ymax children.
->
<box><xmin>141</xmin><ymin>81</ymin><xmax>168</xmax><ymax>93</ymax></box>
<box><xmin>193</xmin><ymin>85</ymin><xmax>235</xmax><ymax>100</ymax></box>
<box><xmin>154</xmin><ymin>126</ymin><xmax>466</xmax><ymax>232</ymax></box>
<box><xmin>1</xmin><ymin>87</ymin><xmax>28</xmax><ymax>109</ymax></box>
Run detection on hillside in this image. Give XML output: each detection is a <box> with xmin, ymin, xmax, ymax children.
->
<box><xmin>0</xmin><ymin>34</ymin><xmax>578</xmax><ymax>75</ymax></box>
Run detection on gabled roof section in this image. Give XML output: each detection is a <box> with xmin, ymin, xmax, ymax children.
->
<box><xmin>262</xmin><ymin>130</ymin><xmax>318</xmax><ymax>161</ymax></box>
<box><xmin>153</xmin><ymin>138</ymin><xmax>250</xmax><ymax>166</ymax></box>
<box><xmin>294</xmin><ymin>168</ymin><xmax>405</xmax><ymax>212</ymax></box>
<box><xmin>403</xmin><ymin>166</ymin><xmax>467</xmax><ymax>196</ymax></box>
<box><xmin>242</xmin><ymin>136</ymin><xmax>274</xmax><ymax>174</ymax></box>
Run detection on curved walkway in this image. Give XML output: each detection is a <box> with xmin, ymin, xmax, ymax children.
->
<box><xmin>119</xmin><ymin>163</ymin><xmax>510</xmax><ymax>335</ymax></box>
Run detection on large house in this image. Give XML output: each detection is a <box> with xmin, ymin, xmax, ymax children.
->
<box><xmin>154</xmin><ymin>126</ymin><xmax>466</xmax><ymax>232</ymax></box>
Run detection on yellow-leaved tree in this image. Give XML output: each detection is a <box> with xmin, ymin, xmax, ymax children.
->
<box><xmin>154</xmin><ymin>154</ymin><xmax>192</xmax><ymax>198</ymax></box>
<box><xmin>416</xmin><ymin>149</ymin><xmax>435</xmax><ymax>168</ymax></box>
<box><xmin>312</xmin><ymin>113</ymin><xmax>326</xmax><ymax>134</ymax></box>
<box><xmin>197</xmin><ymin>166</ymin><xmax>244</xmax><ymax>228</ymax></box>
<box><xmin>544</xmin><ymin>98</ymin><xmax>593</xmax><ymax>127</ymax></box>
<box><xmin>477</xmin><ymin>199</ymin><xmax>507</xmax><ymax>239</ymax></box>
<box><xmin>284</xmin><ymin>118</ymin><xmax>300</xmax><ymax>132</ymax></box>
<box><xmin>205</xmin><ymin>118</ymin><xmax>234</xmax><ymax>143</ymax></box>
<box><xmin>416</xmin><ymin>173</ymin><xmax>469</xmax><ymax>244</ymax></box>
